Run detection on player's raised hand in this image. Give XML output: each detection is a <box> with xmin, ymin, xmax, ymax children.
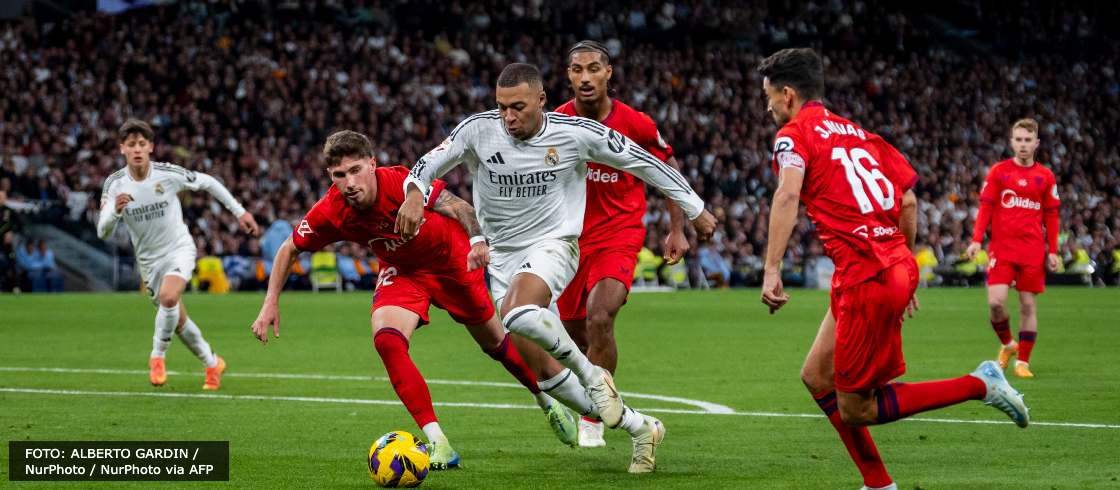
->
<box><xmin>114</xmin><ymin>193</ymin><xmax>133</xmax><ymax>213</ymax></box>
<box><xmin>760</xmin><ymin>269</ymin><xmax>790</xmax><ymax>314</ymax></box>
<box><xmin>966</xmin><ymin>241</ymin><xmax>982</xmax><ymax>260</ymax></box>
<box><xmin>467</xmin><ymin>242</ymin><xmax>490</xmax><ymax>271</ymax></box>
<box><xmin>238</xmin><ymin>212</ymin><xmax>261</xmax><ymax>237</ymax></box>
<box><xmin>662</xmin><ymin>229</ymin><xmax>689</xmax><ymax>265</ymax></box>
<box><xmin>251</xmin><ymin>303</ymin><xmax>281</xmax><ymax>344</ymax></box>
<box><xmin>395</xmin><ymin>192</ymin><xmax>425</xmax><ymax>240</ymax></box>
<box><xmin>1047</xmin><ymin>253</ymin><xmax>1061</xmax><ymax>272</ymax></box>
<box><xmin>691</xmin><ymin>210</ymin><xmax>717</xmax><ymax>242</ymax></box>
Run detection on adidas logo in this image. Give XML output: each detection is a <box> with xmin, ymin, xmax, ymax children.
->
<box><xmin>486</xmin><ymin>152</ymin><xmax>507</xmax><ymax>165</ymax></box>
<box><xmin>519</xmin><ymin>262</ymin><xmax>532</xmax><ymax>269</ymax></box>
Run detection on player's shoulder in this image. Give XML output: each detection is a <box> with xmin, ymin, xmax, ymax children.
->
<box><xmin>307</xmin><ymin>185</ymin><xmax>344</xmax><ymax>222</ymax></box>
<box><xmin>610</xmin><ymin>99</ymin><xmax>659</xmax><ymax>131</ymax></box>
<box><xmin>449</xmin><ymin>109</ymin><xmax>500</xmax><ymax>140</ymax></box>
<box><xmin>102</xmin><ymin>167</ymin><xmax>127</xmax><ymax>190</ymax></box>
<box><xmin>553</xmin><ymin>99</ymin><xmax>578</xmax><ymax>116</ymax></box>
<box><xmin>376</xmin><ymin>165</ymin><xmax>410</xmax><ymax>181</ymax></box>
<box><xmin>546</xmin><ymin>111</ymin><xmax>608</xmax><ymax>136</ymax></box>
<box><xmin>152</xmin><ymin>161</ymin><xmax>199</xmax><ymax>181</ymax></box>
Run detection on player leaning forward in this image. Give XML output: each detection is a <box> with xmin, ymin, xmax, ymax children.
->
<box><xmin>397</xmin><ymin>63</ymin><xmax>717</xmax><ymax>473</ymax></box>
<box><xmin>98</xmin><ymin>119</ymin><xmax>260</xmax><ymax>390</ymax></box>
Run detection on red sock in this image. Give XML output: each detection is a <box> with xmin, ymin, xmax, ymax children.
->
<box><xmin>373</xmin><ymin>329</ymin><xmax>437</xmax><ymax>428</ymax></box>
<box><xmin>813</xmin><ymin>391</ymin><xmax>892</xmax><ymax>488</ymax></box>
<box><xmin>1018</xmin><ymin>331</ymin><xmax>1037</xmax><ymax>363</ymax></box>
<box><xmin>485</xmin><ymin>334</ymin><xmax>541</xmax><ymax>393</ymax></box>
<box><xmin>991</xmin><ymin>318</ymin><xmax>1012</xmax><ymax>345</ymax></box>
<box><xmin>876</xmin><ymin>376</ymin><xmax>986</xmax><ymax>423</ymax></box>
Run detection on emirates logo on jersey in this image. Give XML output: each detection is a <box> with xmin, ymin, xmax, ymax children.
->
<box><xmin>1000</xmin><ymin>189</ymin><xmax>1041</xmax><ymax>210</ymax></box>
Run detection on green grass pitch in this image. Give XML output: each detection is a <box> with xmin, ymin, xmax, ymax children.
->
<box><xmin>2</xmin><ymin>288</ymin><xmax>1119</xmax><ymax>488</ymax></box>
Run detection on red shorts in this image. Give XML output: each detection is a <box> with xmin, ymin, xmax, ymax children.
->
<box><xmin>557</xmin><ymin>243</ymin><xmax>641</xmax><ymax>321</ymax></box>
<box><xmin>371</xmin><ymin>263</ymin><xmax>494</xmax><ymax>326</ymax></box>
<box><xmin>987</xmin><ymin>257</ymin><xmax>1045</xmax><ymax>294</ymax></box>
<box><xmin>830</xmin><ymin>258</ymin><xmax>918</xmax><ymax>393</ymax></box>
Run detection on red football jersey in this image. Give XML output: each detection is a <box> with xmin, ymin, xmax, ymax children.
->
<box><xmin>292</xmin><ymin>166</ymin><xmax>465</xmax><ymax>272</ymax></box>
<box><xmin>554</xmin><ymin>99</ymin><xmax>673</xmax><ymax>251</ymax></box>
<box><xmin>772</xmin><ymin>102</ymin><xmax>918</xmax><ymax>291</ymax></box>
<box><xmin>971</xmin><ymin>159</ymin><xmax>1060</xmax><ymax>266</ymax></box>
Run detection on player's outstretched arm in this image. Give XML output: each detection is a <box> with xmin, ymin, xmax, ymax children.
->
<box><xmin>661</xmin><ymin>156</ymin><xmax>689</xmax><ymax>264</ymax></box>
<box><xmin>579</xmin><ymin>126</ymin><xmax>716</xmax><ymax>240</ymax></box>
<box><xmin>761</xmin><ymin>167</ymin><xmax>804</xmax><ymax>314</ymax></box>
<box><xmin>186</xmin><ymin>171</ymin><xmax>260</xmax><ymax>236</ymax></box>
<box><xmin>430</xmin><ymin>191</ymin><xmax>490</xmax><ymax>271</ymax></box>
<box><xmin>252</xmin><ymin>237</ymin><xmax>300</xmax><ymax>344</ymax></box>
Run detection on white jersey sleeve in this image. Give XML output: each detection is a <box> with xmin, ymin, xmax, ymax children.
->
<box><xmin>404</xmin><ymin>111</ymin><xmax>490</xmax><ymax>197</ymax></box>
<box><xmin>97</xmin><ymin>169</ymin><xmax>127</xmax><ymax>239</ymax></box>
<box><xmin>156</xmin><ymin>162</ymin><xmax>246</xmax><ymax>217</ymax></box>
<box><xmin>572</xmin><ymin>120</ymin><xmax>706</xmax><ymax>220</ymax></box>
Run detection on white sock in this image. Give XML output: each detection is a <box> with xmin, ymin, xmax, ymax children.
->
<box><xmin>421</xmin><ymin>421</ymin><xmax>448</xmax><ymax>445</ymax></box>
<box><xmin>151</xmin><ymin>304</ymin><xmax>178</xmax><ymax>358</ymax></box>
<box><xmin>503</xmin><ymin>305</ymin><xmax>598</xmax><ymax>385</ymax></box>
<box><xmin>538</xmin><ymin>368</ymin><xmax>597</xmax><ymax>417</ymax></box>
<box><xmin>533</xmin><ymin>392</ymin><xmax>553</xmax><ymax>412</ymax></box>
<box><xmin>616</xmin><ymin>406</ymin><xmax>646</xmax><ymax>436</ymax></box>
<box><xmin>177</xmin><ymin>317</ymin><xmax>217</xmax><ymax>368</ymax></box>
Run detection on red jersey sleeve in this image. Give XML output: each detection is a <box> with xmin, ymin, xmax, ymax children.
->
<box><xmin>971</xmin><ymin>166</ymin><xmax>1000</xmax><ymax>243</ymax></box>
<box><xmin>636</xmin><ymin>112</ymin><xmax>674</xmax><ymax>162</ymax></box>
<box><xmin>1042</xmin><ymin>171</ymin><xmax>1060</xmax><ymax>210</ymax></box>
<box><xmin>771</xmin><ymin>126</ymin><xmax>810</xmax><ymax>173</ymax></box>
<box><xmin>1043</xmin><ymin>170</ymin><xmax>1060</xmax><ymax>252</ymax></box>
<box><xmin>978</xmin><ymin>165</ymin><xmax>1001</xmax><ymax>203</ymax></box>
<box><xmin>292</xmin><ymin>197</ymin><xmax>342</xmax><ymax>252</ymax></box>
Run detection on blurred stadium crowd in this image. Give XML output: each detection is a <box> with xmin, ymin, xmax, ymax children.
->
<box><xmin>1</xmin><ymin>0</ymin><xmax>1118</xmax><ymax>291</ymax></box>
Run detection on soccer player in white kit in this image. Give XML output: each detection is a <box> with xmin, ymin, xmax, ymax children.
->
<box><xmin>98</xmin><ymin>119</ymin><xmax>260</xmax><ymax>390</ymax></box>
<box><xmin>397</xmin><ymin>63</ymin><xmax>716</xmax><ymax>473</ymax></box>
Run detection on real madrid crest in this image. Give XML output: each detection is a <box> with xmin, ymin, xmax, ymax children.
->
<box><xmin>154</xmin><ymin>182</ymin><xmax>165</xmax><ymax>194</ymax></box>
<box><xmin>545</xmin><ymin>148</ymin><xmax>560</xmax><ymax>166</ymax></box>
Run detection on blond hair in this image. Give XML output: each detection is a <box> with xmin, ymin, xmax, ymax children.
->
<box><xmin>1011</xmin><ymin>118</ymin><xmax>1039</xmax><ymax>136</ymax></box>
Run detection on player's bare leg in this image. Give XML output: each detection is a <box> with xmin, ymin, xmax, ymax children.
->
<box><xmin>562</xmin><ymin>277</ymin><xmax>628</xmax><ymax>447</ymax></box>
<box><xmin>987</xmin><ymin>285</ymin><xmax>1018</xmax><ymax>368</ymax></box>
<box><xmin>464</xmin><ymin>315</ymin><xmax>578</xmax><ymax>446</ymax></box>
<box><xmin>1014</xmin><ymin>292</ymin><xmax>1038</xmax><ymax>377</ymax></box>
<box><xmin>500</xmin><ymin>274</ymin><xmax>665</xmax><ymax>472</ymax></box>
<box><xmin>371</xmin><ymin>307</ymin><xmax>458</xmax><ymax>469</ymax></box>
<box><xmin>801</xmin><ymin>310</ymin><xmax>893</xmax><ymax>489</ymax></box>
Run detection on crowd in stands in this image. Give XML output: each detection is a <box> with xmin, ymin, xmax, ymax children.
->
<box><xmin>2</xmin><ymin>0</ymin><xmax>1118</xmax><ymax>292</ymax></box>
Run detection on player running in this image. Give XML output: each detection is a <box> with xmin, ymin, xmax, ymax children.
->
<box><xmin>398</xmin><ymin>63</ymin><xmax>717</xmax><ymax>473</ymax></box>
<box><xmin>250</xmin><ymin>130</ymin><xmax>580</xmax><ymax>469</ymax></box>
<box><xmin>553</xmin><ymin>40</ymin><xmax>691</xmax><ymax>447</ymax></box>
<box><xmin>967</xmin><ymin>118</ymin><xmax>1061</xmax><ymax>378</ymax></box>
<box><xmin>757</xmin><ymin>48</ymin><xmax>1029</xmax><ymax>490</ymax></box>
<box><xmin>98</xmin><ymin>119</ymin><xmax>259</xmax><ymax>390</ymax></box>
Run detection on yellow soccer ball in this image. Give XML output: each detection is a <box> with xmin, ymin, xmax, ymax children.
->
<box><xmin>368</xmin><ymin>431</ymin><xmax>429</xmax><ymax>487</ymax></box>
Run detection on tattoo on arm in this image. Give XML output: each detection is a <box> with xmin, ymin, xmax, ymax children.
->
<box><xmin>432</xmin><ymin>191</ymin><xmax>483</xmax><ymax>238</ymax></box>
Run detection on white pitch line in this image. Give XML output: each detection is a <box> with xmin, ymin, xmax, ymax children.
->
<box><xmin>1</xmin><ymin>387</ymin><xmax>1118</xmax><ymax>430</ymax></box>
<box><xmin>0</xmin><ymin>366</ymin><xmax>735</xmax><ymax>414</ymax></box>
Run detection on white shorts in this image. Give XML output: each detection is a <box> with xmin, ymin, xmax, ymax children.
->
<box><xmin>488</xmin><ymin>238</ymin><xmax>579</xmax><ymax>308</ymax></box>
<box><xmin>138</xmin><ymin>248</ymin><xmax>196</xmax><ymax>305</ymax></box>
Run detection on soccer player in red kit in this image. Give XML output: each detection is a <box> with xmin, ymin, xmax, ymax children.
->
<box><xmin>758</xmin><ymin>48</ymin><xmax>1029</xmax><ymax>490</ymax></box>
<box><xmin>967</xmin><ymin>118</ymin><xmax>1061</xmax><ymax>378</ymax></box>
<box><xmin>250</xmin><ymin>131</ymin><xmax>577</xmax><ymax>469</ymax></box>
<box><xmin>552</xmin><ymin>40</ymin><xmax>691</xmax><ymax>447</ymax></box>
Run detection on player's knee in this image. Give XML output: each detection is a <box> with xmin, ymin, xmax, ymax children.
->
<box><xmin>988</xmin><ymin>300</ymin><xmax>1008</xmax><ymax>318</ymax></box>
<box><xmin>157</xmin><ymin>292</ymin><xmax>178</xmax><ymax>309</ymax></box>
<box><xmin>837</xmin><ymin>401</ymin><xmax>876</xmax><ymax>426</ymax></box>
<box><xmin>586</xmin><ymin>308</ymin><xmax>616</xmax><ymax>336</ymax></box>
<box><xmin>1019</xmin><ymin>301</ymin><xmax>1036</xmax><ymax>318</ymax></box>
<box><xmin>799</xmin><ymin>367</ymin><xmax>832</xmax><ymax>394</ymax></box>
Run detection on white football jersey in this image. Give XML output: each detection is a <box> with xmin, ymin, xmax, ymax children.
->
<box><xmin>405</xmin><ymin>110</ymin><xmax>704</xmax><ymax>250</ymax></box>
<box><xmin>97</xmin><ymin>162</ymin><xmax>245</xmax><ymax>270</ymax></box>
